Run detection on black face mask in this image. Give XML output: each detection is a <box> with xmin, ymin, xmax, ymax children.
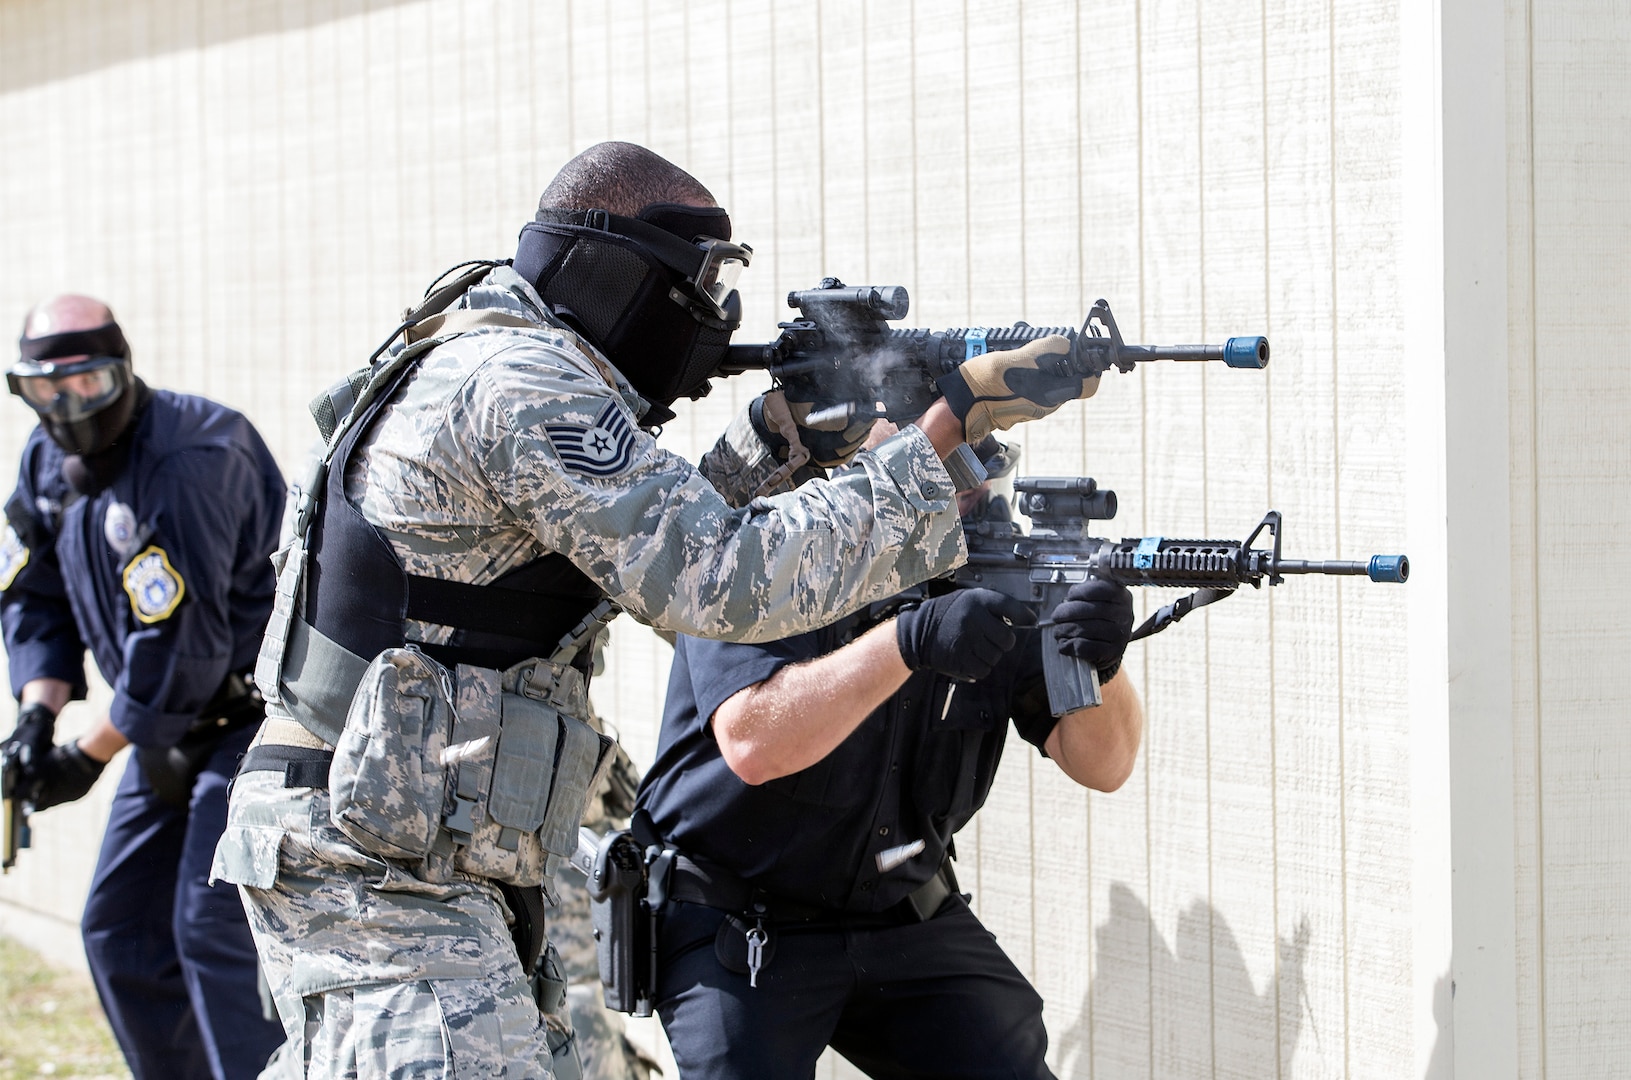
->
<box><xmin>59</xmin><ymin>388</ymin><xmax>148</xmax><ymax>494</ymax></box>
<box><xmin>513</xmin><ymin>204</ymin><xmax>750</xmax><ymax>421</ymax></box>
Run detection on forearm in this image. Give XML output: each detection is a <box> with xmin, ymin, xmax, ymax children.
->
<box><xmin>20</xmin><ymin>678</ymin><xmax>127</xmax><ymax>764</ymax></box>
<box><xmin>75</xmin><ymin>717</ymin><xmax>130</xmax><ymax>764</ymax></box>
<box><xmin>712</xmin><ymin>621</ymin><xmax>909</xmax><ymax>785</ymax></box>
<box><xmin>610</xmin><ymin>431</ymin><xmax>966</xmax><ymax>644</ymax></box>
<box><xmin>1046</xmin><ymin>670</ymin><xmax>1144</xmax><ymax>792</ymax></box>
<box><xmin>19</xmin><ymin>677</ymin><xmax>71</xmax><ymax>715</ymax></box>
<box><xmin>913</xmin><ymin>399</ymin><xmax>968</xmax><ymax>460</ymax></box>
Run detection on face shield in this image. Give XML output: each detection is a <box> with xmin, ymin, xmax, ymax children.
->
<box><xmin>10</xmin><ymin>321</ymin><xmax>137</xmax><ymax>456</ymax></box>
<box><xmin>9</xmin><ymin>355</ymin><xmax>131</xmax><ymax>421</ymax></box>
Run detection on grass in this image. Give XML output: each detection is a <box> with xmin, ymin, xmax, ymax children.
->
<box><xmin>0</xmin><ymin>936</ymin><xmax>127</xmax><ymax>1079</ymax></box>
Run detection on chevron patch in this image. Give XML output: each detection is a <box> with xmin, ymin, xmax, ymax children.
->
<box><xmin>544</xmin><ymin>401</ymin><xmax>638</xmax><ymax>477</ymax></box>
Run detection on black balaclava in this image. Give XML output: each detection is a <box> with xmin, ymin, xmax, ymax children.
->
<box><xmin>513</xmin><ymin>202</ymin><xmax>745</xmax><ymax>423</ymax></box>
<box><xmin>59</xmin><ymin>379</ymin><xmax>154</xmax><ymax>495</ymax></box>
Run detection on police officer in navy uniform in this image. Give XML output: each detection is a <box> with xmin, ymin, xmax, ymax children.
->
<box><xmin>636</xmin><ymin>439</ymin><xmax>1145</xmax><ymax>1079</ymax></box>
<box><xmin>0</xmin><ymin>294</ymin><xmax>286</xmax><ymax>1080</ymax></box>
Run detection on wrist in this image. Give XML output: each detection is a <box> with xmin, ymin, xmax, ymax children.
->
<box><xmin>76</xmin><ymin>723</ymin><xmax>128</xmax><ymax>764</ymax></box>
<box><xmin>16</xmin><ymin>701</ymin><xmax>56</xmax><ymax>727</ymax></box>
<box><xmin>894</xmin><ymin>615</ymin><xmax>921</xmax><ymax>671</ymax></box>
<box><xmin>748</xmin><ymin>394</ymin><xmax>790</xmax><ymax>459</ymax></box>
<box><xmin>914</xmin><ymin>401</ymin><xmax>968</xmax><ymax>460</ymax></box>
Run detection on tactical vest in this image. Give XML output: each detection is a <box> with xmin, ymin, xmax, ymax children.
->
<box><xmin>254</xmin><ymin>264</ymin><xmax>612</xmax><ymax>746</ymax></box>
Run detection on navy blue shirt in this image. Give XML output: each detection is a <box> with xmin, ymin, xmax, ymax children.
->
<box><xmin>1</xmin><ymin>391</ymin><xmax>285</xmax><ymax>747</ymax></box>
<box><xmin>638</xmin><ymin>600</ymin><xmax>1060</xmax><ymax>914</ymax></box>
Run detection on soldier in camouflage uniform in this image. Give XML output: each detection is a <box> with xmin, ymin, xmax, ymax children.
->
<box><xmin>213</xmin><ymin>141</ymin><xmax>1102</xmax><ymax>1079</ymax></box>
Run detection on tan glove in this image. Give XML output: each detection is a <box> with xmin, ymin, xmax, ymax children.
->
<box><xmin>935</xmin><ymin>334</ymin><xmax>1099</xmax><ymax>444</ymax></box>
<box><xmin>783</xmin><ymin>399</ymin><xmax>875</xmax><ymax>469</ymax></box>
<box><xmin>698</xmin><ymin>391</ymin><xmax>818</xmax><ymax>506</ymax></box>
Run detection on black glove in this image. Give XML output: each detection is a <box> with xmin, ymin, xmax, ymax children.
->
<box><xmin>28</xmin><ymin>742</ymin><xmax>105</xmax><ymax>811</ymax></box>
<box><xmin>896</xmin><ymin>588</ymin><xmax>1037</xmax><ymax>683</ymax></box>
<box><xmin>1</xmin><ymin>702</ymin><xmax>57</xmax><ymax>772</ymax></box>
<box><xmin>2</xmin><ymin>708</ymin><xmax>57</xmax><ymax>766</ymax></box>
<box><xmin>1049</xmin><ymin>577</ymin><xmax>1135</xmax><ymax>681</ymax></box>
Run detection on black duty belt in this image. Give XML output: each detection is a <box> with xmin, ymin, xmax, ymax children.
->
<box><xmin>666</xmin><ymin>851</ymin><xmax>958</xmax><ymax>927</ymax></box>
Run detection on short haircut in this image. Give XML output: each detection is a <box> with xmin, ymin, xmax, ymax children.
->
<box><xmin>538</xmin><ymin>141</ymin><xmax>717</xmax><ymax>216</ymax></box>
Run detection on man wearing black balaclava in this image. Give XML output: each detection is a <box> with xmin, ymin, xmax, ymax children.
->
<box><xmin>0</xmin><ymin>294</ymin><xmax>286</xmax><ymax>1079</ymax></box>
<box><xmin>219</xmin><ymin>141</ymin><xmax>1111</xmax><ymax>1079</ymax></box>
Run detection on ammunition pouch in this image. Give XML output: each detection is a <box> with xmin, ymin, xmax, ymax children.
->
<box><xmin>329</xmin><ymin>645</ymin><xmax>617</xmax><ymax>887</ymax></box>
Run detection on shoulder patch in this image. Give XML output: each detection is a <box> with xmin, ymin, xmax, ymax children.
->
<box><xmin>0</xmin><ymin>525</ymin><xmax>28</xmax><ymax>591</ymax></box>
<box><xmin>122</xmin><ymin>545</ymin><xmax>187</xmax><ymax>624</ymax></box>
<box><xmin>544</xmin><ymin>401</ymin><xmax>639</xmax><ymax>478</ymax></box>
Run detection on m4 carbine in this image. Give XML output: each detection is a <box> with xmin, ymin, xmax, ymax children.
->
<box><xmin>716</xmin><ymin>278</ymin><xmax>1270</xmax><ymax>434</ymax></box>
<box><xmin>957</xmin><ymin>477</ymin><xmax>1409</xmax><ymax>715</ymax></box>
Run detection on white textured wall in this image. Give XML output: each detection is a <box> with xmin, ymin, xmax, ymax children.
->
<box><xmin>1</xmin><ymin>2</ymin><xmax>1618</xmax><ymax>1079</ymax></box>
<box><xmin>1505</xmin><ymin>1</ymin><xmax>1631</xmax><ymax>1077</ymax></box>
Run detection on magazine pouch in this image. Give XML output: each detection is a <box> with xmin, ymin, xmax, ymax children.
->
<box><xmin>328</xmin><ymin>646</ymin><xmax>455</xmax><ymax>864</ymax></box>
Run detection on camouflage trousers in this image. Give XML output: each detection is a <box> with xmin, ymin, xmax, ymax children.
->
<box><xmin>215</xmin><ymin>770</ymin><xmax>571</xmax><ymax>1079</ymax></box>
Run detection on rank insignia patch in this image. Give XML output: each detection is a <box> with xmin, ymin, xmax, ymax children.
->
<box><xmin>544</xmin><ymin>401</ymin><xmax>638</xmax><ymax>477</ymax></box>
<box><xmin>123</xmin><ymin>545</ymin><xmax>186</xmax><ymax>624</ymax></box>
<box><xmin>0</xmin><ymin>525</ymin><xmax>27</xmax><ymax>591</ymax></box>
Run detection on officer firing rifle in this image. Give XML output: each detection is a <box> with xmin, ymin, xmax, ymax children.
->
<box><xmin>717</xmin><ymin>278</ymin><xmax>1270</xmax><ymax>472</ymax></box>
<box><xmin>958</xmin><ymin>476</ymin><xmax>1410</xmax><ymax>715</ymax></box>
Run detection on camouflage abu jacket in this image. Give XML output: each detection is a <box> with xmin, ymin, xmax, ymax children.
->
<box><xmin>349</xmin><ymin>265</ymin><xmax>966</xmax><ymax>647</ymax></box>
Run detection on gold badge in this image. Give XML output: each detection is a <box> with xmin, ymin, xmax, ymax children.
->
<box><xmin>122</xmin><ymin>545</ymin><xmax>186</xmax><ymax>624</ymax></box>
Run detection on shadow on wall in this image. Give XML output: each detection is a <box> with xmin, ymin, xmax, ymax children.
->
<box><xmin>1056</xmin><ymin>882</ymin><xmax>1313</xmax><ymax>1077</ymax></box>
<box><xmin>0</xmin><ymin>0</ymin><xmax>424</xmax><ymax>93</ymax></box>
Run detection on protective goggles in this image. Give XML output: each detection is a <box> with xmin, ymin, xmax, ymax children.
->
<box><xmin>670</xmin><ymin>237</ymin><xmax>752</xmax><ymax>323</ymax></box>
<box><xmin>8</xmin><ymin>355</ymin><xmax>131</xmax><ymax>421</ymax></box>
<box><xmin>527</xmin><ymin>208</ymin><xmax>752</xmax><ymax>326</ymax></box>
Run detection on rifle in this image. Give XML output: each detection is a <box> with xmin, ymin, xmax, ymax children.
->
<box><xmin>956</xmin><ymin>477</ymin><xmax>1409</xmax><ymax>715</ymax></box>
<box><xmin>717</xmin><ymin>279</ymin><xmax>1270</xmax><ymax>434</ymax></box>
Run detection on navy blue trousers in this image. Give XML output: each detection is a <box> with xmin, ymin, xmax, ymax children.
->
<box><xmin>655</xmin><ymin>895</ymin><xmax>1056</xmax><ymax>1080</ymax></box>
<box><xmin>81</xmin><ymin>725</ymin><xmax>282</xmax><ymax>1080</ymax></box>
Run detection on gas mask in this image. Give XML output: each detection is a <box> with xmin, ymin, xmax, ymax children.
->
<box><xmin>513</xmin><ymin>202</ymin><xmax>750</xmax><ymax>421</ymax></box>
<box><xmin>9</xmin><ymin>322</ymin><xmax>137</xmax><ymax>456</ymax></box>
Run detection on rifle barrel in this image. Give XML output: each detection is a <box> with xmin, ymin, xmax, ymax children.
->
<box><xmin>1117</xmin><ymin>337</ymin><xmax>1270</xmax><ymax>369</ymax></box>
<box><xmin>1276</xmin><ymin>555</ymin><xmax>1410</xmax><ymax>583</ymax></box>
